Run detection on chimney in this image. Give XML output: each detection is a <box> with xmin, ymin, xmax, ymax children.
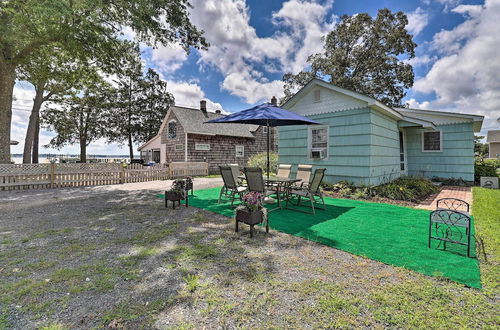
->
<box><xmin>200</xmin><ymin>100</ymin><xmax>208</xmax><ymax>117</ymax></box>
<box><xmin>215</xmin><ymin>109</ymin><xmax>221</xmax><ymax>114</ymax></box>
<box><xmin>271</xmin><ymin>96</ymin><xmax>277</xmax><ymax>106</ymax></box>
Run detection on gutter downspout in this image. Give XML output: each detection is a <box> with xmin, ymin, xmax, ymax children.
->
<box><xmin>184</xmin><ymin>132</ymin><xmax>188</xmax><ymax>162</ymax></box>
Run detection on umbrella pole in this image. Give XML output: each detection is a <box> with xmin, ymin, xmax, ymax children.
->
<box><xmin>266</xmin><ymin>121</ymin><xmax>270</xmax><ymax>181</ymax></box>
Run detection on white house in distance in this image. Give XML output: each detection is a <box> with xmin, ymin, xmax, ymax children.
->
<box><xmin>487</xmin><ymin>130</ymin><xmax>500</xmax><ymax>158</ymax></box>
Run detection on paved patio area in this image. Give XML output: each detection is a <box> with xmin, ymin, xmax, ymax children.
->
<box><xmin>416</xmin><ymin>186</ymin><xmax>472</xmax><ymax>210</ymax></box>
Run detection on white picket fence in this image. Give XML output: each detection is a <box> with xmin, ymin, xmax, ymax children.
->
<box><xmin>0</xmin><ymin>162</ymin><xmax>210</xmax><ymax>191</ymax></box>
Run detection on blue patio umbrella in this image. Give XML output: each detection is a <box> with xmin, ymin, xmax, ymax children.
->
<box><xmin>205</xmin><ymin>100</ymin><xmax>321</xmax><ymax>178</ymax></box>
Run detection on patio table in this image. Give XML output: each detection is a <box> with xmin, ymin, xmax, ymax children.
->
<box><xmin>238</xmin><ymin>175</ymin><xmax>300</xmax><ymax>212</ymax></box>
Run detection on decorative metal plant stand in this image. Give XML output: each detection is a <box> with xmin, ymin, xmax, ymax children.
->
<box><xmin>235</xmin><ymin>208</ymin><xmax>268</xmax><ymax>238</ymax></box>
<box><xmin>428</xmin><ymin>208</ymin><xmax>472</xmax><ymax>257</ymax></box>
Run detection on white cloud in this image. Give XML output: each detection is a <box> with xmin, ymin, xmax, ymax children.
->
<box><xmin>406</xmin><ymin>7</ymin><xmax>429</xmax><ymax>36</ymax></box>
<box><xmin>151</xmin><ymin>43</ymin><xmax>188</xmax><ymax>73</ymax></box>
<box><xmin>166</xmin><ymin>80</ymin><xmax>223</xmax><ymax>111</ymax></box>
<box><xmin>413</xmin><ymin>0</ymin><xmax>500</xmax><ymax>136</ymax></box>
<box><xmin>187</xmin><ymin>0</ymin><xmax>335</xmax><ymax>103</ymax></box>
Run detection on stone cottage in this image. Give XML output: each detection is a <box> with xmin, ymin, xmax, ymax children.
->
<box><xmin>138</xmin><ymin>100</ymin><xmax>276</xmax><ymax>173</ymax></box>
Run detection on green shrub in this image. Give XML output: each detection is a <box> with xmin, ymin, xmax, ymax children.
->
<box><xmin>375</xmin><ymin>176</ymin><xmax>439</xmax><ymax>202</ymax></box>
<box><xmin>474</xmin><ymin>161</ymin><xmax>498</xmax><ymax>183</ymax></box>
<box><xmin>247</xmin><ymin>151</ymin><xmax>278</xmax><ymax>174</ymax></box>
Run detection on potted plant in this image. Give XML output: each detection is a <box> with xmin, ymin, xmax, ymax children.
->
<box><xmin>235</xmin><ymin>191</ymin><xmax>268</xmax><ymax>237</ymax></box>
<box><xmin>165</xmin><ymin>179</ymin><xmax>188</xmax><ymax>209</ymax></box>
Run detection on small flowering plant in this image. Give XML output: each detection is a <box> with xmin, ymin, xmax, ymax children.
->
<box><xmin>241</xmin><ymin>191</ymin><xmax>264</xmax><ymax>212</ymax></box>
<box><xmin>168</xmin><ymin>179</ymin><xmax>186</xmax><ymax>196</ymax></box>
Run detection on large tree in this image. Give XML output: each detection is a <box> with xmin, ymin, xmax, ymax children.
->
<box><xmin>0</xmin><ymin>0</ymin><xmax>207</xmax><ymax>163</ymax></box>
<box><xmin>282</xmin><ymin>8</ymin><xmax>416</xmax><ymax>107</ymax></box>
<box><xmin>105</xmin><ymin>53</ymin><xmax>174</xmax><ymax>160</ymax></box>
<box><xmin>17</xmin><ymin>45</ymin><xmax>101</xmax><ymax>163</ymax></box>
<box><xmin>41</xmin><ymin>83</ymin><xmax>112</xmax><ymax>163</ymax></box>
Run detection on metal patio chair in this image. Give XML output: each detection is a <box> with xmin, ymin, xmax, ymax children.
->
<box><xmin>218</xmin><ymin>165</ymin><xmax>247</xmax><ymax>207</ymax></box>
<box><xmin>243</xmin><ymin>167</ymin><xmax>276</xmax><ymax>203</ymax></box>
<box><xmin>276</xmin><ymin>164</ymin><xmax>292</xmax><ymax>178</ymax></box>
<box><xmin>294</xmin><ymin>164</ymin><xmax>313</xmax><ymax>188</ymax></box>
<box><xmin>285</xmin><ymin>168</ymin><xmax>326</xmax><ymax>215</ymax></box>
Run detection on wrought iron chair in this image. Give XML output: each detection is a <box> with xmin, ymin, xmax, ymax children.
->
<box><xmin>243</xmin><ymin>167</ymin><xmax>276</xmax><ymax>203</ymax></box>
<box><xmin>218</xmin><ymin>165</ymin><xmax>247</xmax><ymax>207</ymax></box>
<box><xmin>285</xmin><ymin>168</ymin><xmax>326</xmax><ymax>215</ymax></box>
<box><xmin>429</xmin><ymin>209</ymin><xmax>472</xmax><ymax>257</ymax></box>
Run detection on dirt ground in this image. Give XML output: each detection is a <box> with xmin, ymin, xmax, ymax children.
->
<box><xmin>0</xmin><ymin>179</ymin><xmax>497</xmax><ymax>329</ymax></box>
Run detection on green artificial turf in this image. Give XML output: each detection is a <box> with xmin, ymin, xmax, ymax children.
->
<box><xmin>158</xmin><ymin>188</ymin><xmax>481</xmax><ymax>288</ymax></box>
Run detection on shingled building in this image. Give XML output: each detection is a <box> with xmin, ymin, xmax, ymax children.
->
<box><xmin>138</xmin><ymin>101</ymin><xmax>276</xmax><ymax>173</ymax></box>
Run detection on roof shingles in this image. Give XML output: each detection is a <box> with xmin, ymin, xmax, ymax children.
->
<box><xmin>171</xmin><ymin>106</ymin><xmax>258</xmax><ymax>138</ymax></box>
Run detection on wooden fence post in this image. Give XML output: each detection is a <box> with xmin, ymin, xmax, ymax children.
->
<box><xmin>50</xmin><ymin>163</ymin><xmax>55</xmax><ymax>188</ymax></box>
<box><xmin>119</xmin><ymin>163</ymin><xmax>125</xmax><ymax>184</ymax></box>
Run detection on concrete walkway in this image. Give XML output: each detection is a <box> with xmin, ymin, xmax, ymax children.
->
<box><xmin>416</xmin><ymin>186</ymin><xmax>472</xmax><ymax>210</ymax></box>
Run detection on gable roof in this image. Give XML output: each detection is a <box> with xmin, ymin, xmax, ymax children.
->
<box><xmin>396</xmin><ymin>108</ymin><xmax>484</xmax><ymax>132</ymax></box>
<box><xmin>487</xmin><ymin>130</ymin><xmax>500</xmax><ymax>143</ymax></box>
<box><xmin>137</xmin><ymin>135</ymin><xmax>160</xmax><ymax>151</ymax></box>
<box><xmin>162</xmin><ymin>106</ymin><xmax>259</xmax><ymax>139</ymax></box>
<box><xmin>282</xmin><ymin>79</ymin><xmax>484</xmax><ymax>132</ymax></box>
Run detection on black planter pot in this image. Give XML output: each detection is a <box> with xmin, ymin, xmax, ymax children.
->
<box><xmin>235</xmin><ymin>208</ymin><xmax>268</xmax><ymax>238</ymax></box>
<box><xmin>165</xmin><ymin>191</ymin><xmax>188</xmax><ymax>209</ymax></box>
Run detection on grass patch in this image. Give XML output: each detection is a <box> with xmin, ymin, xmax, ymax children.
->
<box><xmin>102</xmin><ymin>299</ymin><xmax>167</xmax><ymax>326</ymax></box>
<box><xmin>472</xmin><ymin>187</ymin><xmax>500</xmax><ymax>292</ymax></box>
<box><xmin>124</xmin><ymin>225</ymin><xmax>175</xmax><ymax>245</ymax></box>
<box><xmin>173</xmin><ymin>243</ymin><xmax>218</xmax><ymax>262</ymax></box>
<box><xmin>182</xmin><ymin>274</ymin><xmax>200</xmax><ymax>292</ymax></box>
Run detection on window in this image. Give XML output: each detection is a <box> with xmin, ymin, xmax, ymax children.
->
<box><xmin>422</xmin><ymin>131</ymin><xmax>442</xmax><ymax>152</ymax></box>
<box><xmin>236</xmin><ymin>146</ymin><xmax>244</xmax><ymax>158</ymax></box>
<box><xmin>309</xmin><ymin>126</ymin><xmax>328</xmax><ymax>159</ymax></box>
<box><xmin>175</xmin><ymin>144</ymin><xmax>183</xmax><ymax>150</ymax></box>
<box><xmin>195</xmin><ymin>143</ymin><xmax>210</xmax><ymax>151</ymax></box>
<box><xmin>314</xmin><ymin>89</ymin><xmax>321</xmax><ymax>102</ymax></box>
<box><xmin>167</xmin><ymin>120</ymin><xmax>177</xmax><ymax>139</ymax></box>
<box><xmin>152</xmin><ymin>150</ymin><xmax>160</xmax><ymax>163</ymax></box>
<box><xmin>263</xmin><ymin>126</ymin><xmax>268</xmax><ymax>133</ymax></box>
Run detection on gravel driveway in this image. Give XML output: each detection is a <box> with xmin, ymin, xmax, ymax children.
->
<box><xmin>0</xmin><ymin>178</ymin><xmax>496</xmax><ymax>329</ymax></box>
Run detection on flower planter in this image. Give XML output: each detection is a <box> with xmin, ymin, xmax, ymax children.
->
<box><xmin>235</xmin><ymin>208</ymin><xmax>268</xmax><ymax>238</ymax></box>
<box><xmin>165</xmin><ymin>191</ymin><xmax>187</xmax><ymax>209</ymax></box>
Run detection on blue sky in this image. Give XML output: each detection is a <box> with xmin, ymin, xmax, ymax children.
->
<box><xmin>11</xmin><ymin>0</ymin><xmax>500</xmax><ymax>156</ymax></box>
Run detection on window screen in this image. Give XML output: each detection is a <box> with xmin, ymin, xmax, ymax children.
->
<box><xmin>423</xmin><ymin>131</ymin><xmax>441</xmax><ymax>151</ymax></box>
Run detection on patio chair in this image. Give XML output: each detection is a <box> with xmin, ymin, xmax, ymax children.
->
<box><xmin>218</xmin><ymin>165</ymin><xmax>247</xmax><ymax>207</ymax></box>
<box><xmin>294</xmin><ymin>164</ymin><xmax>313</xmax><ymax>188</ymax></box>
<box><xmin>228</xmin><ymin>164</ymin><xmax>242</xmax><ymax>184</ymax></box>
<box><xmin>276</xmin><ymin>164</ymin><xmax>292</xmax><ymax>178</ymax></box>
<box><xmin>285</xmin><ymin>168</ymin><xmax>326</xmax><ymax>215</ymax></box>
<box><xmin>243</xmin><ymin>167</ymin><xmax>276</xmax><ymax>203</ymax></box>
<box><xmin>429</xmin><ymin>209</ymin><xmax>472</xmax><ymax>257</ymax></box>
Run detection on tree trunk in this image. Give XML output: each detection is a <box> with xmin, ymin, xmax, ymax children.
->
<box><xmin>22</xmin><ymin>85</ymin><xmax>44</xmax><ymax>163</ymax></box>
<box><xmin>0</xmin><ymin>62</ymin><xmax>16</xmax><ymax>164</ymax></box>
<box><xmin>80</xmin><ymin>138</ymin><xmax>87</xmax><ymax>163</ymax></box>
<box><xmin>32</xmin><ymin>115</ymin><xmax>39</xmax><ymax>163</ymax></box>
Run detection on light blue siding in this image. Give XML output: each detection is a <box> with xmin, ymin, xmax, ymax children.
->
<box><xmin>368</xmin><ymin>111</ymin><xmax>403</xmax><ymax>185</ymax></box>
<box><xmin>405</xmin><ymin>123</ymin><xmax>475</xmax><ymax>181</ymax></box>
<box><xmin>278</xmin><ymin>108</ymin><xmax>373</xmax><ymax>185</ymax></box>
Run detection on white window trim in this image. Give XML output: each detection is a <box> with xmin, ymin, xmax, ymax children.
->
<box><xmin>235</xmin><ymin>145</ymin><xmax>244</xmax><ymax>158</ymax></box>
<box><xmin>421</xmin><ymin>130</ymin><xmax>443</xmax><ymax>152</ymax></box>
<box><xmin>195</xmin><ymin>143</ymin><xmax>210</xmax><ymax>151</ymax></box>
<box><xmin>167</xmin><ymin>120</ymin><xmax>177</xmax><ymax>139</ymax></box>
<box><xmin>308</xmin><ymin>125</ymin><xmax>329</xmax><ymax>160</ymax></box>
